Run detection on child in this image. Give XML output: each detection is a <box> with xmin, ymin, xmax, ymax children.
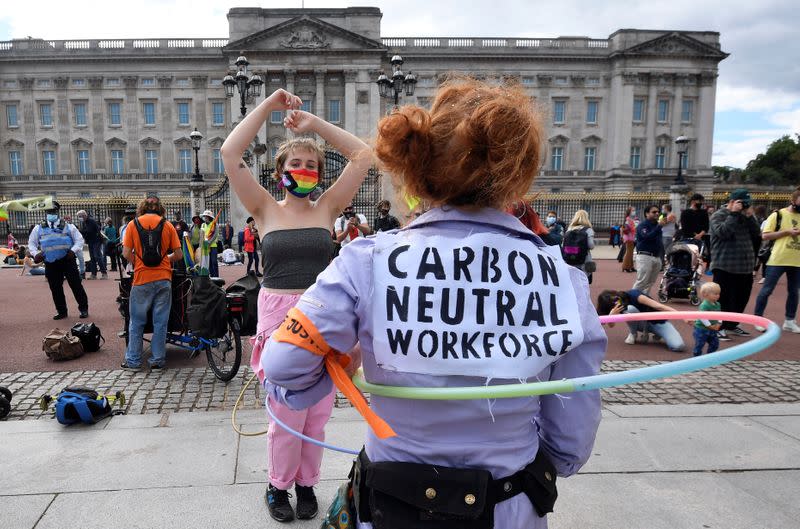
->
<box><xmin>693</xmin><ymin>282</ymin><xmax>721</xmax><ymax>356</ymax></box>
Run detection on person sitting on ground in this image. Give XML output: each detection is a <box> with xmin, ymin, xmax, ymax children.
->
<box><xmin>597</xmin><ymin>289</ymin><xmax>686</xmax><ymax>352</ymax></box>
<box><xmin>693</xmin><ymin>282</ymin><xmax>722</xmax><ymax>357</ymax></box>
<box><xmin>20</xmin><ymin>246</ymin><xmax>45</xmax><ymax>276</ymax></box>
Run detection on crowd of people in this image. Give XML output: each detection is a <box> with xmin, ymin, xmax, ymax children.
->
<box><xmin>5</xmin><ymin>74</ymin><xmax>798</xmax><ymax>529</ymax></box>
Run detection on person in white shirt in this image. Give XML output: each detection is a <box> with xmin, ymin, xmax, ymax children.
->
<box><xmin>333</xmin><ymin>204</ymin><xmax>370</xmax><ymax>247</ymax></box>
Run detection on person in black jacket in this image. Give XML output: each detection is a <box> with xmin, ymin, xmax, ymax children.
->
<box><xmin>76</xmin><ymin>210</ymin><xmax>107</xmax><ymax>279</ymax></box>
<box><xmin>372</xmin><ymin>200</ymin><xmax>401</xmax><ymax>232</ymax></box>
<box><xmin>680</xmin><ymin>193</ymin><xmax>710</xmax><ymax>263</ymax></box>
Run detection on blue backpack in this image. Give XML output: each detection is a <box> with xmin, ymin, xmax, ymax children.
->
<box><xmin>54</xmin><ymin>388</ymin><xmax>116</xmax><ymax>425</ymax></box>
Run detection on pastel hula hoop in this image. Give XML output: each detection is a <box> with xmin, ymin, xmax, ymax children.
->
<box><xmin>351</xmin><ymin>312</ymin><xmax>780</xmax><ymax>400</ymax></box>
<box><xmin>267</xmin><ymin>311</ymin><xmax>778</xmax><ymax>454</ymax></box>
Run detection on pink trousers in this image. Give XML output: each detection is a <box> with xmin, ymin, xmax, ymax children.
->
<box><xmin>251</xmin><ymin>289</ymin><xmax>335</xmax><ymax>490</ymax></box>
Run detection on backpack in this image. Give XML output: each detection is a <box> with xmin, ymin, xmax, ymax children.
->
<box><xmin>42</xmin><ymin>328</ymin><xmax>85</xmax><ymax>361</ymax></box>
<box><xmin>54</xmin><ymin>387</ymin><xmax>114</xmax><ymax>425</ymax></box>
<box><xmin>133</xmin><ymin>217</ymin><xmax>167</xmax><ymax>267</ymax></box>
<box><xmin>187</xmin><ymin>275</ymin><xmax>228</xmax><ymax>339</ymax></box>
<box><xmin>561</xmin><ymin>227</ymin><xmax>590</xmax><ymax>266</ymax></box>
<box><xmin>70</xmin><ymin>323</ymin><xmax>105</xmax><ymax>353</ymax></box>
<box><xmin>226</xmin><ymin>272</ymin><xmax>260</xmax><ymax>336</ymax></box>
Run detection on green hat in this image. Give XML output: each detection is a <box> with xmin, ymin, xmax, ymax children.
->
<box><xmin>728</xmin><ymin>189</ymin><xmax>751</xmax><ymax>203</ymax></box>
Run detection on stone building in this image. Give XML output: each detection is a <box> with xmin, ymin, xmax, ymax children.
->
<box><xmin>0</xmin><ymin>6</ymin><xmax>727</xmax><ymax>229</ymax></box>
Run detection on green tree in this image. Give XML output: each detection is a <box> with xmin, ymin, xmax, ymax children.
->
<box><xmin>743</xmin><ymin>134</ymin><xmax>800</xmax><ymax>185</ymax></box>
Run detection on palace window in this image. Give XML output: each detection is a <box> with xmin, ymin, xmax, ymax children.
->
<box><xmin>633</xmin><ymin>98</ymin><xmax>645</xmax><ymax>122</ymax></box>
<box><xmin>177</xmin><ymin>102</ymin><xmax>190</xmax><ymax>126</ymax></box>
<box><xmin>9</xmin><ymin>151</ymin><xmax>22</xmax><ymax>175</ymax></box>
<box><xmin>179</xmin><ymin>149</ymin><xmax>192</xmax><ymax>174</ymax></box>
<box><xmin>74</xmin><ymin>103</ymin><xmax>87</xmax><ymax>126</ymax></box>
<box><xmin>6</xmin><ymin>104</ymin><xmax>18</xmax><ymax>127</ymax></box>
<box><xmin>212</xmin><ymin>102</ymin><xmax>224</xmax><ymax>126</ymax></box>
<box><xmin>270</xmin><ymin>110</ymin><xmax>283</xmax><ymax>124</ymax></box>
<box><xmin>681</xmin><ymin>99</ymin><xmax>694</xmax><ymax>123</ymax></box>
<box><xmin>108</xmin><ymin>102</ymin><xmax>121</xmax><ymax>126</ymax></box>
<box><xmin>145</xmin><ymin>149</ymin><xmax>159</xmax><ymax>174</ymax></box>
<box><xmin>143</xmin><ymin>102</ymin><xmax>156</xmax><ymax>125</ymax></box>
<box><xmin>553</xmin><ymin>100</ymin><xmax>566</xmax><ymax>124</ymax></box>
<box><xmin>111</xmin><ymin>150</ymin><xmax>124</xmax><ymax>174</ymax></box>
<box><xmin>213</xmin><ymin>149</ymin><xmax>223</xmax><ymax>173</ymax></box>
<box><xmin>586</xmin><ymin>100</ymin><xmax>598</xmax><ymax>124</ymax></box>
<box><xmin>77</xmin><ymin>150</ymin><xmax>91</xmax><ymax>174</ymax></box>
<box><xmin>42</xmin><ymin>150</ymin><xmax>56</xmax><ymax>175</ymax></box>
<box><xmin>584</xmin><ymin>147</ymin><xmax>596</xmax><ymax>171</ymax></box>
<box><xmin>655</xmin><ymin>146</ymin><xmax>666</xmax><ymax>169</ymax></box>
<box><xmin>630</xmin><ymin>146</ymin><xmax>641</xmax><ymax>169</ymax></box>
<box><xmin>328</xmin><ymin>99</ymin><xmax>341</xmax><ymax>123</ymax></box>
<box><xmin>657</xmin><ymin>99</ymin><xmax>669</xmax><ymax>122</ymax></box>
<box><xmin>551</xmin><ymin>147</ymin><xmax>564</xmax><ymax>170</ymax></box>
<box><xmin>40</xmin><ymin>103</ymin><xmax>53</xmax><ymax>127</ymax></box>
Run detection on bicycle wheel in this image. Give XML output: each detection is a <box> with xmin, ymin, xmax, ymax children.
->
<box><xmin>206</xmin><ymin>318</ymin><xmax>242</xmax><ymax>382</ymax></box>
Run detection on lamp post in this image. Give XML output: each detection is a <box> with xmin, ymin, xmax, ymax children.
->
<box><xmin>190</xmin><ymin>128</ymin><xmax>203</xmax><ymax>183</ymax></box>
<box><xmin>376</xmin><ymin>55</ymin><xmax>417</xmax><ymax>110</ymax></box>
<box><xmin>222</xmin><ymin>54</ymin><xmax>263</xmax><ymax>118</ymax></box>
<box><xmin>674</xmin><ymin>135</ymin><xmax>689</xmax><ymax>186</ymax></box>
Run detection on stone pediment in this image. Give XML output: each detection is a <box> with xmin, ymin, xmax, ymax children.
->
<box><xmin>224</xmin><ymin>15</ymin><xmax>384</xmax><ymax>53</ymax></box>
<box><xmin>581</xmin><ymin>134</ymin><xmax>603</xmax><ymax>144</ymax></box>
<box><xmin>548</xmin><ymin>134</ymin><xmax>570</xmax><ymax>144</ymax></box>
<box><xmin>617</xmin><ymin>32</ymin><xmax>728</xmax><ymax>60</ymax></box>
<box><xmin>3</xmin><ymin>138</ymin><xmax>24</xmax><ymax>148</ymax></box>
<box><xmin>105</xmin><ymin>137</ymin><xmax>127</xmax><ymax>146</ymax></box>
<box><xmin>206</xmin><ymin>136</ymin><xmax>225</xmax><ymax>147</ymax></box>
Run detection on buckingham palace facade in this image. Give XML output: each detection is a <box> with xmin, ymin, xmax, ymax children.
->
<box><xmin>0</xmin><ymin>6</ymin><xmax>727</xmax><ymax>210</ymax></box>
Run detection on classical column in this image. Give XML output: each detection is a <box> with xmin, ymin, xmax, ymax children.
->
<box><xmin>88</xmin><ymin>76</ymin><xmax>106</xmax><ymax>172</ymax></box>
<box><xmin>646</xmin><ymin>74</ymin><xmax>658</xmax><ymax>160</ymax></box>
<box><xmin>367</xmin><ymin>69</ymin><xmax>381</xmax><ymax>137</ymax></box>
<box><xmin>53</xmin><ymin>76</ymin><xmax>71</xmax><ymax>173</ymax></box>
<box><xmin>19</xmin><ymin>78</ymin><xmax>37</xmax><ymax>172</ymax></box>
<box><xmin>123</xmin><ymin>76</ymin><xmax>140</xmax><ymax>171</ymax></box>
<box><xmin>670</xmin><ymin>80</ymin><xmax>684</xmax><ymax>164</ymax></box>
<box><xmin>284</xmin><ymin>69</ymin><xmax>296</xmax><ymax>140</ymax></box>
<box><xmin>158</xmin><ymin>76</ymin><xmax>174</xmax><ymax>172</ymax></box>
<box><xmin>695</xmin><ymin>71</ymin><xmax>717</xmax><ymax>169</ymax></box>
<box><xmin>344</xmin><ymin>69</ymin><xmax>357</xmax><ymax>134</ymax></box>
<box><xmin>314</xmin><ymin>68</ymin><xmax>326</xmax><ymax>119</ymax></box>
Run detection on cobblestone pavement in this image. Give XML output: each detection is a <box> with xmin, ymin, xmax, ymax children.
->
<box><xmin>2</xmin><ymin>360</ymin><xmax>799</xmax><ymax>421</ymax></box>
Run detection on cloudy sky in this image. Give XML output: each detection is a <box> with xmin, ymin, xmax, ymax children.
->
<box><xmin>2</xmin><ymin>0</ymin><xmax>798</xmax><ymax>169</ymax></box>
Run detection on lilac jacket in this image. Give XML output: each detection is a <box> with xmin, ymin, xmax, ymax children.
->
<box><xmin>263</xmin><ymin>207</ymin><xmax>607</xmax><ymax>529</ymax></box>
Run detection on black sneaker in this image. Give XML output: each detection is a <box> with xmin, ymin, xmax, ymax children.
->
<box><xmin>295</xmin><ymin>484</ymin><xmax>318</xmax><ymax>520</ymax></box>
<box><xmin>53</xmin><ymin>313</ymin><xmax>68</xmax><ymax>320</ymax></box>
<box><xmin>79</xmin><ymin>311</ymin><xmax>89</xmax><ymax>319</ymax></box>
<box><xmin>149</xmin><ymin>363</ymin><xmax>164</xmax><ymax>371</ymax></box>
<box><xmin>729</xmin><ymin>326</ymin><xmax>751</xmax><ymax>337</ymax></box>
<box><xmin>120</xmin><ymin>362</ymin><xmax>141</xmax><ymax>372</ymax></box>
<box><xmin>717</xmin><ymin>330</ymin><xmax>732</xmax><ymax>342</ymax></box>
<box><xmin>266</xmin><ymin>484</ymin><xmax>294</xmax><ymax>523</ymax></box>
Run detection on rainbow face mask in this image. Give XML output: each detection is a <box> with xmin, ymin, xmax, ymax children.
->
<box><xmin>281</xmin><ymin>169</ymin><xmax>319</xmax><ymax>198</ymax></box>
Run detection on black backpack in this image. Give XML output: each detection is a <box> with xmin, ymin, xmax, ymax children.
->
<box><xmin>133</xmin><ymin>217</ymin><xmax>166</xmax><ymax>267</ymax></box>
<box><xmin>561</xmin><ymin>227</ymin><xmax>590</xmax><ymax>266</ymax></box>
<box><xmin>70</xmin><ymin>323</ymin><xmax>105</xmax><ymax>353</ymax></box>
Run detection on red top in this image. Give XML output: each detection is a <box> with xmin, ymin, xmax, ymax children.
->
<box><xmin>244</xmin><ymin>226</ymin><xmax>257</xmax><ymax>253</ymax></box>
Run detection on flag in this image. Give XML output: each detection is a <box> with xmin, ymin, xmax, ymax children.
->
<box><xmin>0</xmin><ymin>196</ymin><xmax>55</xmax><ymax>222</ymax></box>
<box><xmin>181</xmin><ymin>235</ymin><xmax>196</xmax><ymax>273</ymax></box>
<box><xmin>197</xmin><ymin>210</ymin><xmax>221</xmax><ymax>277</ymax></box>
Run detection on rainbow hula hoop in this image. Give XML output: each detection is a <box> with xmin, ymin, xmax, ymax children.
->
<box><xmin>268</xmin><ymin>311</ymin><xmax>778</xmax><ymax>454</ymax></box>
<box><xmin>352</xmin><ymin>312</ymin><xmax>780</xmax><ymax>399</ymax></box>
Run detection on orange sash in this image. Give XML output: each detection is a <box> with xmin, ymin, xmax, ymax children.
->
<box><xmin>271</xmin><ymin>307</ymin><xmax>397</xmax><ymax>439</ymax></box>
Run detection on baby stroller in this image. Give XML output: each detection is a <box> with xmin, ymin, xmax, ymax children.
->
<box><xmin>657</xmin><ymin>239</ymin><xmax>703</xmax><ymax>305</ymax></box>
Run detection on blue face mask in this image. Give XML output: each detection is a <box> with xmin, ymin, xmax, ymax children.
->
<box><xmin>46</xmin><ymin>214</ymin><xmax>59</xmax><ymax>223</ymax></box>
<box><xmin>546</xmin><ymin>216</ymin><xmax>556</xmax><ymax>225</ymax></box>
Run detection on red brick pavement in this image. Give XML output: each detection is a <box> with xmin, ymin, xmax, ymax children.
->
<box><xmin>0</xmin><ymin>257</ymin><xmax>797</xmax><ymax>374</ymax></box>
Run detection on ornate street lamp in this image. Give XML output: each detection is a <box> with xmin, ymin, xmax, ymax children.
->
<box><xmin>675</xmin><ymin>135</ymin><xmax>689</xmax><ymax>186</ymax></box>
<box><xmin>222</xmin><ymin>54</ymin><xmax>263</xmax><ymax>118</ymax></box>
<box><xmin>376</xmin><ymin>54</ymin><xmax>416</xmax><ymax>109</ymax></box>
<box><xmin>190</xmin><ymin>128</ymin><xmax>204</xmax><ymax>182</ymax></box>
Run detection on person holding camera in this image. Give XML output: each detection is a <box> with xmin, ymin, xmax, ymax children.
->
<box><xmin>334</xmin><ymin>203</ymin><xmax>370</xmax><ymax>246</ymax></box>
<box><xmin>27</xmin><ymin>201</ymin><xmax>89</xmax><ymax>320</ymax></box>
<box><xmin>709</xmin><ymin>189</ymin><xmax>762</xmax><ymax>339</ymax></box>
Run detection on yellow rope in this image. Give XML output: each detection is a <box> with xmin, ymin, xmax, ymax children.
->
<box><xmin>230</xmin><ymin>371</ymin><xmax>270</xmax><ymax>437</ymax></box>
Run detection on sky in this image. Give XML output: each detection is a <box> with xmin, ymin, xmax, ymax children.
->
<box><xmin>1</xmin><ymin>0</ymin><xmax>798</xmax><ymax>170</ymax></box>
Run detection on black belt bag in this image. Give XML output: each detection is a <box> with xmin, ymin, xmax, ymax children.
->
<box><xmin>352</xmin><ymin>447</ymin><xmax>558</xmax><ymax>529</ymax></box>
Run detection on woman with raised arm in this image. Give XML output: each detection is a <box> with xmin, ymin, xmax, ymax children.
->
<box><xmin>261</xmin><ymin>78</ymin><xmax>606</xmax><ymax>529</ymax></box>
<box><xmin>221</xmin><ymin>88</ymin><xmax>372</xmax><ymax>524</ymax></box>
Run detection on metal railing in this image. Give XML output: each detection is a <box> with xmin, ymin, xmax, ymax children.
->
<box><xmin>0</xmin><ymin>38</ymin><xmax>229</xmax><ymax>53</ymax></box>
<box><xmin>382</xmin><ymin>37</ymin><xmax>609</xmax><ymax>49</ymax></box>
